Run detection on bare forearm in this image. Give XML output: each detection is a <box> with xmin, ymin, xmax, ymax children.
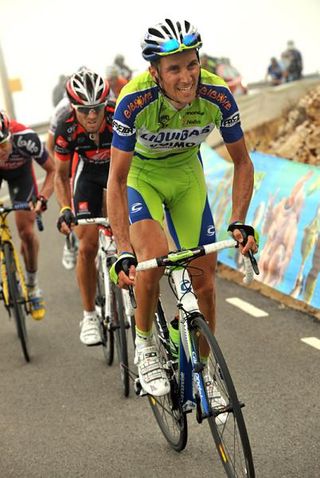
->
<box><xmin>107</xmin><ymin>180</ymin><xmax>132</xmax><ymax>253</ymax></box>
<box><xmin>54</xmin><ymin>172</ymin><xmax>71</xmax><ymax>208</ymax></box>
<box><xmin>231</xmin><ymin>160</ymin><xmax>254</xmax><ymax>222</ymax></box>
<box><xmin>39</xmin><ymin>170</ymin><xmax>55</xmax><ymax>200</ymax></box>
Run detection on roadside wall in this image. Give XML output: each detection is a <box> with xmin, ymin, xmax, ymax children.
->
<box><xmin>206</xmin><ymin>77</ymin><xmax>320</xmax><ymax>148</ymax></box>
<box><xmin>202</xmin><ymin>143</ymin><xmax>320</xmax><ymax>311</ymax></box>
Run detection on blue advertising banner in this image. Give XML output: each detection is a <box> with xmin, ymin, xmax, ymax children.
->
<box><xmin>201</xmin><ymin>142</ymin><xmax>320</xmax><ymax>309</ymax></box>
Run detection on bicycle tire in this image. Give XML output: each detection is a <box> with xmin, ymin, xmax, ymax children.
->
<box><xmin>96</xmin><ymin>256</ymin><xmax>114</xmax><ymax>366</ymax></box>
<box><xmin>113</xmin><ymin>285</ymin><xmax>130</xmax><ymax>397</ymax></box>
<box><xmin>4</xmin><ymin>243</ymin><xmax>30</xmax><ymax>362</ymax></box>
<box><xmin>148</xmin><ymin>299</ymin><xmax>188</xmax><ymax>452</ymax></box>
<box><xmin>190</xmin><ymin>315</ymin><xmax>255</xmax><ymax>477</ymax></box>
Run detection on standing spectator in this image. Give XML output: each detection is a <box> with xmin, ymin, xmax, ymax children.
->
<box><xmin>113</xmin><ymin>54</ymin><xmax>132</xmax><ymax>81</ymax></box>
<box><xmin>282</xmin><ymin>41</ymin><xmax>303</xmax><ymax>82</ymax></box>
<box><xmin>266</xmin><ymin>57</ymin><xmax>283</xmax><ymax>86</ymax></box>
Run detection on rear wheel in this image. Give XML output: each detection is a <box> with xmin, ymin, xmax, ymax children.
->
<box><xmin>113</xmin><ymin>285</ymin><xmax>130</xmax><ymax>397</ymax></box>
<box><xmin>148</xmin><ymin>299</ymin><xmax>188</xmax><ymax>452</ymax></box>
<box><xmin>190</xmin><ymin>315</ymin><xmax>255</xmax><ymax>477</ymax></box>
<box><xmin>4</xmin><ymin>243</ymin><xmax>30</xmax><ymax>362</ymax></box>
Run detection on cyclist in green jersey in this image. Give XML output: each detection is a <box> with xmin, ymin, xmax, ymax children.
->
<box><xmin>108</xmin><ymin>19</ymin><xmax>258</xmax><ymax>397</ymax></box>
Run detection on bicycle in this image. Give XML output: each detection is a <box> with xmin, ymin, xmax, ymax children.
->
<box><xmin>77</xmin><ymin>217</ymin><xmax>135</xmax><ymax>397</ymax></box>
<box><xmin>0</xmin><ymin>201</ymin><xmax>43</xmax><ymax>362</ymax></box>
<box><xmin>133</xmin><ymin>238</ymin><xmax>258</xmax><ymax>477</ymax></box>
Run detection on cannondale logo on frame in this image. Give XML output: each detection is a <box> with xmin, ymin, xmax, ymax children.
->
<box><xmin>131</xmin><ymin>202</ymin><xmax>143</xmax><ymax>213</ymax></box>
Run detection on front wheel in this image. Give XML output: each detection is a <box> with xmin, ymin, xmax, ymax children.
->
<box><xmin>113</xmin><ymin>285</ymin><xmax>130</xmax><ymax>397</ymax></box>
<box><xmin>148</xmin><ymin>299</ymin><xmax>188</xmax><ymax>452</ymax></box>
<box><xmin>190</xmin><ymin>315</ymin><xmax>255</xmax><ymax>477</ymax></box>
<box><xmin>96</xmin><ymin>255</ymin><xmax>114</xmax><ymax>366</ymax></box>
<box><xmin>4</xmin><ymin>243</ymin><xmax>30</xmax><ymax>362</ymax></box>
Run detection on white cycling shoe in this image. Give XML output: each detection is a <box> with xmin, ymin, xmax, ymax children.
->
<box><xmin>204</xmin><ymin>371</ymin><xmax>228</xmax><ymax>426</ymax></box>
<box><xmin>80</xmin><ymin>316</ymin><xmax>102</xmax><ymax>346</ymax></box>
<box><xmin>62</xmin><ymin>234</ymin><xmax>78</xmax><ymax>270</ymax></box>
<box><xmin>134</xmin><ymin>344</ymin><xmax>170</xmax><ymax>397</ymax></box>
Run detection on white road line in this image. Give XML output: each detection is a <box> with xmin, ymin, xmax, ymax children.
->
<box><xmin>301</xmin><ymin>337</ymin><xmax>320</xmax><ymax>350</ymax></box>
<box><xmin>226</xmin><ymin>297</ymin><xmax>269</xmax><ymax>317</ymax></box>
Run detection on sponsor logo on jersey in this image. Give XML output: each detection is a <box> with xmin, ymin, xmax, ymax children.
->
<box><xmin>16</xmin><ymin>135</ymin><xmax>39</xmax><ymax>154</ymax></box>
<box><xmin>56</xmin><ymin>136</ymin><xmax>69</xmax><ymax>149</ymax></box>
<box><xmin>198</xmin><ymin>86</ymin><xmax>232</xmax><ymax>110</ymax></box>
<box><xmin>131</xmin><ymin>202</ymin><xmax>143</xmax><ymax>213</ymax></box>
<box><xmin>79</xmin><ymin>201</ymin><xmax>89</xmax><ymax>211</ymax></box>
<box><xmin>139</xmin><ymin>125</ymin><xmax>213</xmax><ymax>150</ymax></box>
<box><xmin>221</xmin><ymin>112</ymin><xmax>240</xmax><ymax>128</ymax></box>
<box><xmin>113</xmin><ymin>120</ymin><xmax>135</xmax><ymax>136</ymax></box>
<box><xmin>123</xmin><ymin>92</ymin><xmax>153</xmax><ymax>119</ymax></box>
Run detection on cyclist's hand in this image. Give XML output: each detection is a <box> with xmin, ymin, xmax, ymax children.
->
<box><xmin>110</xmin><ymin>252</ymin><xmax>137</xmax><ymax>288</ymax></box>
<box><xmin>29</xmin><ymin>195</ymin><xmax>48</xmax><ymax>214</ymax></box>
<box><xmin>227</xmin><ymin>222</ymin><xmax>259</xmax><ymax>255</ymax></box>
<box><xmin>57</xmin><ymin>206</ymin><xmax>77</xmax><ymax>235</ymax></box>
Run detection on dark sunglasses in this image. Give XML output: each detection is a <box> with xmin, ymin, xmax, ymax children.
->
<box><xmin>73</xmin><ymin>104</ymin><xmax>105</xmax><ymax>115</ymax></box>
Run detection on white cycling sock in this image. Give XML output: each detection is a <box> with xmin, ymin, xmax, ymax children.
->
<box><xmin>26</xmin><ymin>271</ymin><xmax>38</xmax><ymax>289</ymax></box>
<box><xmin>83</xmin><ymin>310</ymin><xmax>97</xmax><ymax>320</ymax></box>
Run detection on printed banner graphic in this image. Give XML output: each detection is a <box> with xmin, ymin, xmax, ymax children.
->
<box><xmin>201</xmin><ymin>143</ymin><xmax>320</xmax><ymax>309</ymax></box>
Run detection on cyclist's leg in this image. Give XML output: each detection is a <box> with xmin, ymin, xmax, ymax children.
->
<box><xmin>7</xmin><ymin>164</ymin><xmax>45</xmax><ymax>320</ymax></box>
<box><xmin>8</xmin><ymin>163</ymin><xmax>39</xmax><ymax>275</ymax></box>
<box><xmin>127</xmin><ymin>179</ymin><xmax>170</xmax><ymax>395</ymax></box>
<box><xmin>165</xmin><ymin>155</ymin><xmax>217</xmax><ymax>332</ymax></box>
<box><xmin>72</xmin><ymin>160</ymin><xmax>108</xmax><ymax>345</ymax></box>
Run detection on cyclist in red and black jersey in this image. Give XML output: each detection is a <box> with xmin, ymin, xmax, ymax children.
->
<box><xmin>0</xmin><ymin>111</ymin><xmax>55</xmax><ymax>320</ymax></box>
<box><xmin>54</xmin><ymin>69</ymin><xmax>114</xmax><ymax>346</ymax></box>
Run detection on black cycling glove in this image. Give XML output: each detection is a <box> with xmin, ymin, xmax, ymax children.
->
<box><xmin>57</xmin><ymin>207</ymin><xmax>77</xmax><ymax>231</ymax></box>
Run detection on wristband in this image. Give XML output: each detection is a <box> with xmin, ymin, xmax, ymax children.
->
<box><xmin>60</xmin><ymin>206</ymin><xmax>72</xmax><ymax>214</ymax></box>
<box><xmin>228</xmin><ymin>221</ymin><xmax>244</xmax><ymax>227</ymax></box>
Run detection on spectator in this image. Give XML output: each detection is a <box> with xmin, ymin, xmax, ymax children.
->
<box><xmin>105</xmin><ymin>65</ymin><xmax>128</xmax><ymax>99</ymax></box>
<box><xmin>113</xmin><ymin>54</ymin><xmax>132</xmax><ymax>81</ymax></box>
<box><xmin>282</xmin><ymin>40</ymin><xmax>303</xmax><ymax>82</ymax></box>
<box><xmin>200</xmin><ymin>53</ymin><xmax>217</xmax><ymax>74</ymax></box>
<box><xmin>266</xmin><ymin>57</ymin><xmax>283</xmax><ymax>86</ymax></box>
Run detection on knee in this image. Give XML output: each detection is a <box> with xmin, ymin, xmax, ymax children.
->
<box><xmin>194</xmin><ymin>278</ymin><xmax>215</xmax><ymax>302</ymax></box>
<box><xmin>78</xmin><ymin>240</ymin><xmax>98</xmax><ymax>259</ymax></box>
<box><xmin>18</xmin><ymin>226</ymin><xmax>35</xmax><ymax>244</ymax></box>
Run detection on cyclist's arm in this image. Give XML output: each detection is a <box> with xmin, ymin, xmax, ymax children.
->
<box><xmin>38</xmin><ymin>153</ymin><xmax>55</xmax><ymax>204</ymax></box>
<box><xmin>54</xmin><ymin>154</ymin><xmax>72</xmax><ymax>209</ymax></box>
<box><xmin>107</xmin><ymin>146</ymin><xmax>136</xmax><ymax>286</ymax></box>
<box><xmin>225</xmin><ymin>137</ymin><xmax>256</xmax><ymax>254</ymax></box>
<box><xmin>46</xmin><ymin>131</ymin><xmax>55</xmax><ymax>161</ymax></box>
<box><xmin>107</xmin><ymin>146</ymin><xmax>133</xmax><ymax>253</ymax></box>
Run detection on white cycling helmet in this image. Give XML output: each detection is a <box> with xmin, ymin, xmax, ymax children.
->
<box><xmin>66</xmin><ymin>69</ymin><xmax>110</xmax><ymax>106</ymax></box>
<box><xmin>141</xmin><ymin>19</ymin><xmax>202</xmax><ymax>62</ymax></box>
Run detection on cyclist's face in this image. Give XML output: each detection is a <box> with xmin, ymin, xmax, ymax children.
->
<box><xmin>151</xmin><ymin>50</ymin><xmax>200</xmax><ymax>108</ymax></box>
<box><xmin>74</xmin><ymin>107</ymin><xmax>105</xmax><ymax>133</ymax></box>
<box><xmin>0</xmin><ymin>139</ymin><xmax>12</xmax><ymax>163</ymax></box>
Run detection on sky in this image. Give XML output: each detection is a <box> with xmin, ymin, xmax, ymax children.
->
<box><xmin>1</xmin><ymin>0</ymin><xmax>319</xmax><ymax>125</ymax></box>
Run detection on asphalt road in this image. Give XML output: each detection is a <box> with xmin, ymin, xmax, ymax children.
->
<box><xmin>0</xmin><ymin>196</ymin><xmax>319</xmax><ymax>478</ymax></box>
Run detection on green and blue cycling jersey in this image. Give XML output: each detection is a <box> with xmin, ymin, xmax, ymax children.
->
<box><xmin>112</xmin><ymin>69</ymin><xmax>244</xmax><ymax>248</ymax></box>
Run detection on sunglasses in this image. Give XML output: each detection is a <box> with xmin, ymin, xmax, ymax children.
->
<box><xmin>159</xmin><ymin>33</ymin><xmax>201</xmax><ymax>56</ymax></box>
<box><xmin>73</xmin><ymin>104</ymin><xmax>105</xmax><ymax>115</ymax></box>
